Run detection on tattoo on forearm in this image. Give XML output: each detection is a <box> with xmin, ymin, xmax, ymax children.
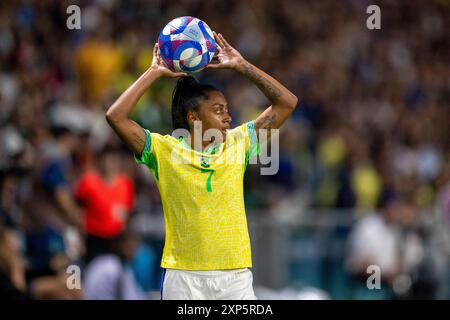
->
<box><xmin>242</xmin><ymin>62</ymin><xmax>282</xmax><ymax>102</ymax></box>
<box><xmin>256</xmin><ymin>114</ymin><xmax>277</xmax><ymax>129</ymax></box>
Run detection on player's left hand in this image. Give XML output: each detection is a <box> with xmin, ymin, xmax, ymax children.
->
<box><xmin>207</xmin><ymin>31</ymin><xmax>245</xmax><ymax>70</ymax></box>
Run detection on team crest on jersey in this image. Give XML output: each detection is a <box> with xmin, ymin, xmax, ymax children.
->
<box><xmin>200</xmin><ymin>156</ymin><xmax>210</xmax><ymax>168</ymax></box>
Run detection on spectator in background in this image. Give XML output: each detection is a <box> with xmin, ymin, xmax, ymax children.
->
<box><xmin>83</xmin><ymin>226</ymin><xmax>146</xmax><ymax>300</ymax></box>
<box><xmin>0</xmin><ymin>224</ymin><xmax>83</xmax><ymax>299</ymax></box>
<box><xmin>0</xmin><ymin>224</ymin><xmax>28</xmax><ymax>299</ymax></box>
<box><xmin>437</xmin><ymin>163</ymin><xmax>450</xmax><ymax>232</ymax></box>
<box><xmin>0</xmin><ymin>166</ymin><xmax>28</xmax><ymax>230</ymax></box>
<box><xmin>75</xmin><ymin>145</ymin><xmax>135</xmax><ymax>264</ymax></box>
<box><xmin>345</xmin><ymin>195</ymin><xmax>420</xmax><ymax>299</ymax></box>
<box><xmin>21</xmin><ymin>112</ymin><xmax>85</xmax><ymax>278</ymax></box>
<box><xmin>0</xmin><ymin>0</ymin><xmax>448</xmax><ymax>299</ymax></box>
<box><xmin>435</xmin><ymin>162</ymin><xmax>450</xmax><ymax>298</ymax></box>
<box><xmin>75</xmin><ymin>143</ymin><xmax>156</xmax><ymax>292</ymax></box>
<box><xmin>34</xmin><ymin>124</ymin><xmax>82</xmax><ymax>229</ymax></box>
<box><xmin>75</xmin><ymin>26</ymin><xmax>123</xmax><ymax>105</ymax></box>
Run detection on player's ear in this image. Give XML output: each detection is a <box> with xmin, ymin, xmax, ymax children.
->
<box><xmin>187</xmin><ymin>111</ymin><xmax>200</xmax><ymax>128</ymax></box>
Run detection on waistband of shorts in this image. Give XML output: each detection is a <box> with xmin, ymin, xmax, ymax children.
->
<box><xmin>167</xmin><ymin>268</ymin><xmax>249</xmax><ymax>278</ymax></box>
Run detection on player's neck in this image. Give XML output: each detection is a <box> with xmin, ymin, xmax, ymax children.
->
<box><xmin>187</xmin><ymin>133</ymin><xmax>215</xmax><ymax>152</ymax></box>
<box><xmin>190</xmin><ymin>140</ymin><xmax>212</xmax><ymax>152</ymax></box>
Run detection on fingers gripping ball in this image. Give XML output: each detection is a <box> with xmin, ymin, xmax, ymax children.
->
<box><xmin>158</xmin><ymin>16</ymin><xmax>217</xmax><ymax>73</ymax></box>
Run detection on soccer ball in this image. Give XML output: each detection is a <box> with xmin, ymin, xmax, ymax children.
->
<box><xmin>158</xmin><ymin>16</ymin><xmax>217</xmax><ymax>73</ymax></box>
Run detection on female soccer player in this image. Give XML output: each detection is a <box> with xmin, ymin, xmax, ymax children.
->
<box><xmin>106</xmin><ymin>31</ymin><xmax>297</xmax><ymax>300</ymax></box>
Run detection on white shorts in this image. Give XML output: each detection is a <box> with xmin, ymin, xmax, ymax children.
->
<box><xmin>161</xmin><ymin>268</ymin><xmax>257</xmax><ymax>300</ymax></box>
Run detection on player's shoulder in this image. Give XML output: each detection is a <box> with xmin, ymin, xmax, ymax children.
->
<box><xmin>147</xmin><ymin>131</ymin><xmax>182</xmax><ymax>154</ymax></box>
<box><xmin>146</xmin><ymin>131</ymin><xmax>178</xmax><ymax>144</ymax></box>
<box><xmin>227</xmin><ymin>121</ymin><xmax>252</xmax><ymax>137</ymax></box>
<box><xmin>227</xmin><ymin>121</ymin><xmax>257</xmax><ymax>144</ymax></box>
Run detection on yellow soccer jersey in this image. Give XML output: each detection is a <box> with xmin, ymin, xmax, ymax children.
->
<box><xmin>134</xmin><ymin>121</ymin><xmax>259</xmax><ymax>270</ymax></box>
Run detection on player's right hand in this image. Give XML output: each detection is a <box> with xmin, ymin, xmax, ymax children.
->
<box><xmin>150</xmin><ymin>43</ymin><xmax>187</xmax><ymax>78</ymax></box>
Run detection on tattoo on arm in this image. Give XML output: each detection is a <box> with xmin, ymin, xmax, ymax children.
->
<box><xmin>131</xmin><ymin>131</ymin><xmax>145</xmax><ymax>152</ymax></box>
<box><xmin>241</xmin><ymin>62</ymin><xmax>282</xmax><ymax>102</ymax></box>
<box><xmin>255</xmin><ymin>114</ymin><xmax>277</xmax><ymax>130</ymax></box>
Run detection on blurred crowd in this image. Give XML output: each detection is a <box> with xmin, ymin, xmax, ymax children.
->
<box><xmin>0</xmin><ymin>0</ymin><xmax>449</xmax><ymax>299</ymax></box>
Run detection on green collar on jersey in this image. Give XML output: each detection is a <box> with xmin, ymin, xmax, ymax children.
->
<box><xmin>178</xmin><ymin>136</ymin><xmax>220</xmax><ymax>155</ymax></box>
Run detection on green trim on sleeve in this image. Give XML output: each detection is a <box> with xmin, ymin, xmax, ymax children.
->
<box><xmin>247</xmin><ymin>121</ymin><xmax>258</xmax><ymax>147</ymax></box>
<box><xmin>143</xmin><ymin>129</ymin><xmax>152</xmax><ymax>153</ymax></box>
<box><xmin>244</xmin><ymin>143</ymin><xmax>261</xmax><ymax>172</ymax></box>
<box><xmin>244</xmin><ymin>121</ymin><xmax>260</xmax><ymax>171</ymax></box>
<box><xmin>133</xmin><ymin>129</ymin><xmax>159</xmax><ymax>181</ymax></box>
<box><xmin>134</xmin><ymin>129</ymin><xmax>152</xmax><ymax>163</ymax></box>
<box><xmin>147</xmin><ymin>152</ymin><xmax>159</xmax><ymax>181</ymax></box>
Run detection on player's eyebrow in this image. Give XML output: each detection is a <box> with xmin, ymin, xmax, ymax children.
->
<box><xmin>211</xmin><ymin>103</ymin><xmax>228</xmax><ymax>107</ymax></box>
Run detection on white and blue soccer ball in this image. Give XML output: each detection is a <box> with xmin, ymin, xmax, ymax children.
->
<box><xmin>158</xmin><ymin>16</ymin><xmax>217</xmax><ymax>73</ymax></box>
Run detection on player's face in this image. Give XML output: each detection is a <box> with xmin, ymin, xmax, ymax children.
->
<box><xmin>196</xmin><ymin>90</ymin><xmax>232</xmax><ymax>141</ymax></box>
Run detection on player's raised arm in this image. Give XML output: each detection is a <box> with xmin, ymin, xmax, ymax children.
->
<box><xmin>106</xmin><ymin>43</ymin><xmax>186</xmax><ymax>155</ymax></box>
<box><xmin>207</xmin><ymin>32</ymin><xmax>298</xmax><ymax>136</ymax></box>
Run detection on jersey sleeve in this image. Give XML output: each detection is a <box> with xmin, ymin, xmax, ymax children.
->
<box><xmin>133</xmin><ymin>128</ymin><xmax>160</xmax><ymax>180</ymax></box>
<box><xmin>228</xmin><ymin>121</ymin><xmax>260</xmax><ymax>165</ymax></box>
<box><xmin>245</xmin><ymin>121</ymin><xmax>260</xmax><ymax>158</ymax></box>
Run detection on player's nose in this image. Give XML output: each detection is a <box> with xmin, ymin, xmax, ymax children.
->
<box><xmin>223</xmin><ymin>112</ymin><xmax>232</xmax><ymax>125</ymax></box>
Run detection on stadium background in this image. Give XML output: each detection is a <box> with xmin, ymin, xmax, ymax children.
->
<box><xmin>0</xmin><ymin>0</ymin><xmax>449</xmax><ymax>299</ymax></box>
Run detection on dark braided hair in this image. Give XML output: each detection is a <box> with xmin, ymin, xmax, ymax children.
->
<box><xmin>171</xmin><ymin>76</ymin><xmax>220</xmax><ymax>131</ymax></box>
